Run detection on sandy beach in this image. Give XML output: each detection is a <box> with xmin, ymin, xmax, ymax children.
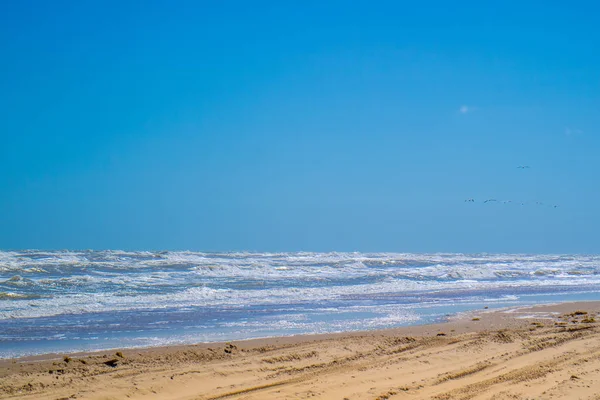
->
<box><xmin>2</xmin><ymin>0</ymin><xmax>597</xmax><ymax>397</ymax></box>
<box><xmin>2</xmin><ymin>302</ymin><xmax>600</xmax><ymax>400</ymax></box>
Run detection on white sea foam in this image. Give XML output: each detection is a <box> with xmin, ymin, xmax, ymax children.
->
<box><xmin>1</xmin><ymin>251</ymin><xmax>600</xmax><ymax>320</ymax></box>
<box><xmin>2</xmin><ymin>251</ymin><xmax>600</xmax><ymax>358</ymax></box>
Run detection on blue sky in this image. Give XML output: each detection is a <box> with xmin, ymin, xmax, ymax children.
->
<box><xmin>1</xmin><ymin>1</ymin><xmax>599</xmax><ymax>252</ymax></box>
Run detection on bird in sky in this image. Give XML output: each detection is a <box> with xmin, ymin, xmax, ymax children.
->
<box><xmin>517</xmin><ymin>165</ymin><xmax>530</xmax><ymax>169</ymax></box>
<box><xmin>484</xmin><ymin>199</ymin><xmax>497</xmax><ymax>203</ymax></box>
<box><xmin>465</xmin><ymin>198</ymin><xmax>475</xmax><ymax>202</ymax></box>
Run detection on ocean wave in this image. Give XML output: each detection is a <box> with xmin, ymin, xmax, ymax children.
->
<box><xmin>0</xmin><ymin>275</ymin><xmax>35</xmax><ymax>287</ymax></box>
<box><xmin>2</xmin><ymin>251</ymin><xmax>600</xmax><ymax>320</ymax></box>
<box><xmin>0</xmin><ymin>292</ymin><xmax>43</xmax><ymax>300</ymax></box>
<box><xmin>1</xmin><ymin>250</ymin><xmax>598</xmax><ymax>271</ymax></box>
<box><xmin>2</xmin><ymin>275</ymin><xmax>600</xmax><ymax>320</ymax></box>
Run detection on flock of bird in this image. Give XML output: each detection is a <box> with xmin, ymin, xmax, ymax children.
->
<box><xmin>464</xmin><ymin>166</ymin><xmax>559</xmax><ymax>208</ymax></box>
<box><xmin>465</xmin><ymin>198</ymin><xmax>558</xmax><ymax>208</ymax></box>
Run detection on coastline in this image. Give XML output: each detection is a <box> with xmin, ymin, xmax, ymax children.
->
<box><xmin>3</xmin><ymin>300</ymin><xmax>600</xmax><ymax>399</ymax></box>
<box><xmin>1</xmin><ymin>300</ymin><xmax>581</xmax><ymax>364</ymax></box>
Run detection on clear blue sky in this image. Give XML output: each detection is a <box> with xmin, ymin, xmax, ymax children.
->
<box><xmin>1</xmin><ymin>1</ymin><xmax>598</xmax><ymax>253</ymax></box>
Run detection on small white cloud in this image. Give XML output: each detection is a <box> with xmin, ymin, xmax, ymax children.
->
<box><xmin>459</xmin><ymin>105</ymin><xmax>475</xmax><ymax>114</ymax></box>
<box><xmin>565</xmin><ymin>127</ymin><xmax>583</xmax><ymax>136</ymax></box>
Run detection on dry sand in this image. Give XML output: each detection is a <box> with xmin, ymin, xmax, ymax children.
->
<box><xmin>3</xmin><ymin>301</ymin><xmax>600</xmax><ymax>399</ymax></box>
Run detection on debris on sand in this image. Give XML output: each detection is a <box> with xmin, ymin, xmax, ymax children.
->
<box><xmin>103</xmin><ymin>359</ymin><xmax>119</xmax><ymax>367</ymax></box>
<box><xmin>224</xmin><ymin>343</ymin><xmax>238</xmax><ymax>354</ymax></box>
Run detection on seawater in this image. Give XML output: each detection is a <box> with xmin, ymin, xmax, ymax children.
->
<box><xmin>1</xmin><ymin>250</ymin><xmax>600</xmax><ymax>358</ymax></box>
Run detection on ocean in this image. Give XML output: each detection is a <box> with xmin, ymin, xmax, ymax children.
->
<box><xmin>1</xmin><ymin>250</ymin><xmax>599</xmax><ymax>358</ymax></box>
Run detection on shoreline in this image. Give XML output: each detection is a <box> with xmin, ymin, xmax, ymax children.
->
<box><xmin>3</xmin><ymin>299</ymin><xmax>595</xmax><ymax>364</ymax></box>
<box><xmin>3</xmin><ymin>300</ymin><xmax>600</xmax><ymax>399</ymax></box>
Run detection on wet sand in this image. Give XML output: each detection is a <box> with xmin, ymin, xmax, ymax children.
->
<box><xmin>2</xmin><ymin>301</ymin><xmax>600</xmax><ymax>399</ymax></box>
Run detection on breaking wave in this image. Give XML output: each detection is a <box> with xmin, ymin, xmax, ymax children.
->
<box><xmin>2</xmin><ymin>250</ymin><xmax>600</xmax><ymax>358</ymax></box>
<box><xmin>1</xmin><ymin>250</ymin><xmax>599</xmax><ymax>320</ymax></box>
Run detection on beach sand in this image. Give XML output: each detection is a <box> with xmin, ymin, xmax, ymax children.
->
<box><xmin>2</xmin><ymin>301</ymin><xmax>600</xmax><ymax>399</ymax></box>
